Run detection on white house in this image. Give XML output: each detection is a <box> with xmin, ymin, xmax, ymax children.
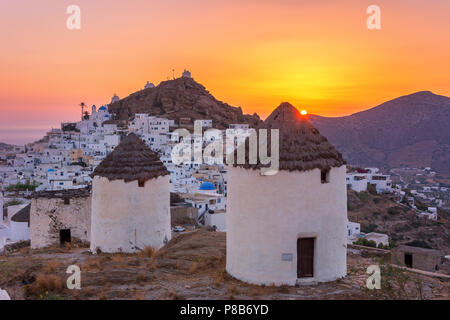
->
<box><xmin>364</xmin><ymin>232</ymin><xmax>389</xmax><ymax>247</ymax></box>
<box><xmin>347</xmin><ymin>221</ymin><xmax>361</xmax><ymax>237</ymax></box>
<box><xmin>346</xmin><ymin>173</ymin><xmax>368</xmax><ymax>192</ymax></box>
<box><xmin>226</xmin><ymin>103</ymin><xmax>348</xmax><ymax>286</ymax></box>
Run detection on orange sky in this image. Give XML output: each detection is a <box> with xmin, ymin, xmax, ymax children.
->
<box><xmin>1</xmin><ymin>0</ymin><xmax>449</xmax><ymax>144</ymax></box>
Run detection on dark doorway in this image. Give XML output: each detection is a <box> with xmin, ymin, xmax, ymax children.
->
<box><xmin>297</xmin><ymin>238</ymin><xmax>314</xmax><ymax>278</ymax></box>
<box><xmin>404</xmin><ymin>253</ymin><xmax>413</xmax><ymax>268</ymax></box>
<box><xmin>60</xmin><ymin>229</ymin><xmax>71</xmax><ymax>247</ymax></box>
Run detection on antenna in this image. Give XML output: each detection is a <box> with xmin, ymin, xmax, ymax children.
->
<box><xmin>172</xmin><ymin>69</ymin><xmax>175</xmax><ymax>80</ymax></box>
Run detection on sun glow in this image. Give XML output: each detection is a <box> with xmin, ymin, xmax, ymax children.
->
<box><xmin>300</xmin><ymin>110</ymin><xmax>308</xmax><ymax>115</ymax></box>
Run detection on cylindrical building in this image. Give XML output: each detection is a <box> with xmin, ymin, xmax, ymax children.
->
<box><xmin>226</xmin><ymin>103</ymin><xmax>348</xmax><ymax>286</ymax></box>
<box><xmin>90</xmin><ymin>133</ymin><xmax>171</xmax><ymax>253</ymax></box>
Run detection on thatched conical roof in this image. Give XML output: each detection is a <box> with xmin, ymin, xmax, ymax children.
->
<box><xmin>91</xmin><ymin>133</ymin><xmax>169</xmax><ymax>183</ymax></box>
<box><xmin>236</xmin><ymin>102</ymin><xmax>346</xmax><ymax>172</ymax></box>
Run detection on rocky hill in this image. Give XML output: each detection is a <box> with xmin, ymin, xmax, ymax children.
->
<box><xmin>310</xmin><ymin>91</ymin><xmax>450</xmax><ymax>173</ymax></box>
<box><xmin>347</xmin><ymin>190</ymin><xmax>449</xmax><ymax>252</ymax></box>
<box><xmin>108</xmin><ymin>77</ymin><xmax>261</xmax><ymax>129</ymax></box>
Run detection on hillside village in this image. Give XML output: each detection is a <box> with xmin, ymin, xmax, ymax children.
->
<box><xmin>0</xmin><ymin>72</ymin><xmax>449</xmax><ymax>300</ymax></box>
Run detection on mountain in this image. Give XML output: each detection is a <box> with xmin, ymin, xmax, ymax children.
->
<box><xmin>309</xmin><ymin>91</ymin><xmax>450</xmax><ymax>174</ymax></box>
<box><xmin>108</xmin><ymin>76</ymin><xmax>261</xmax><ymax>129</ymax></box>
<box><xmin>0</xmin><ymin>142</ymin><xmax>13</xmax><ymax>150</ymax></box>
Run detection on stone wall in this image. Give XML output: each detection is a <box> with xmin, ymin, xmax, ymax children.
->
<box><xmin>170</xmin><ymin>205</ymin><xmax>197</xmax><ymax>226</ymax></box>
<box><xmin>391</xmin><ymin>246</ymin><xmax>445</xmax><ymax>272</ymax></box>
<box><xmin>30</xmin><ymin>196</ymin><xmax>91</xmax><ymax>249</ymax></box>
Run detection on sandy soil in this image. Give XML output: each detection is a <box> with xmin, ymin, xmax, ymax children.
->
<box><xmin>0</xmin><ymin>229</ymin><xmax>448</xmax><ymax>300</ymax></box>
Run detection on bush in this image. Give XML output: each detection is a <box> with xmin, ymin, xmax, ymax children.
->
<box><xmin>358</xmin><ymin>192</ymin><xmax>370</xmax><ymax>202</ymax></box>
<box><xmin>361</xmin><ymin>223</ymin><xmax>377</xmax><ymax>233</ymax></box>
<box><xmin>377</xmin><ymin>243</ymin><xmax>390</xmax><ymax>250</ymax></box>
<box><xmin>5</xmin><ymin>199</ymin><xmax>23</xmax><ymax>207</ymax></box>
<box><xmin>405</xmin><ymin>240</ymin><xmax>431</xmax><ymax>249</ymax></box>
<box><xmin>347</xmin><ymin>202</ymin><xmax>354</xmax><ymax>211</ymax></box>
<box><xmin>367</xmin><ymin>184</ymin><xmax>377</xmax><ymax>195</ymax></box>
<box><xmin>388</xmin><ymin>207</ymin><xmax>402</xmax><ymax>215</ymax></box>
<box><xmin>354</xmin><ymin>238</ymin><xmax>377</xmax><ymax>248</ymax></box>
<box><xmin>139</xmin><ymin>246</ymin><xmax>155</xmax><ymax>258</ymax></box>
<box><xmin>6</xmin><ymin>180</ymin><xmax>39</xmax><ymax>191</ymax></box>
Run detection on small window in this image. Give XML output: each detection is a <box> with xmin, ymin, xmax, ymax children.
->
<box><xmin>321</xmin><ymin>169</ymin><xmax>330</xmax><ymax>183</ymax></box>
<box><xmin>64</xmin><ymin>198</ymin><xmax>70</xmax><ymax>205</ymax></box>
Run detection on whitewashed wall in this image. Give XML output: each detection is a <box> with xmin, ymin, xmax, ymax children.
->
<box><xmin>226</xmin><ymin>165</ymin><xmax>348</xmax><ymax>286</ymax></box>
<box><xmin>90</xmin><ymin>175</ymin><xmax>171</xmax><ymax>253</ymax></box>
<box><xmin>205</xmin><ymin>212</ymin><xmax>226</xmax><ymax>232</ymax></box>
<box><xmin>10</xmin><ymin>221</ymin><xmax>29</xmax><ymax>241</ymax></box>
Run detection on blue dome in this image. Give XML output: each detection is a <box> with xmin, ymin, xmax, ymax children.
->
<box><xmin>47</xmin><ymin>169</ymin><xmax>55</xmax><ymax>172</ymax></box>
<box><xmin>98</xmin><ymin>106</ymin><xmax>107</xmax><ymax>111</ymax></box>
<box><xmin>199</xmin><ymin>182</ymin><xmax>215</xmax><ymax>191</ymax></box>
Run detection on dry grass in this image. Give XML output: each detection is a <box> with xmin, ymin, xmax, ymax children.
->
<box><xmin>248</xmin><ymin>286</ymin><xmax>266</xmax><ymax>297</ymax></box>
<box><xmin>147</xmin><ymin>258</ymin><xmax>157</xmax><ymax>270</ymax></box>
<box><xmin>35</xmin><ymin>275</ymin><xmax>64</xmax><ymax>293</ymax></box>
<box><xmin>111</xmin><ymin>254</ymin><xmax>124</xmax><ymax>263</ymax></box>
<box><xmin>167</xmin><ymin>288</ymin><xmax>185</xmax><ymax>300</ymax></box>
<box><xmin>136</xmin><ymin>271</ymin><xmax>149</xmax><ymax>283</ymax></box>
<box><xmin>82</xmin><ymin>257</ymin><xmax>102</xmax><ymax>271</ymax></box>
<box><xmin>213</xmin><ymin>273</ymin><xmax>224</xmax><ymax>287</ymax></box>
<box><xmin>228</xmin><ymin>285</ymin><xmax>239</xmax><ymax>295</ymax></box>
<box><xmin>135</xmin><ymin>291</ymin><xmax>146</xmax><ymax>300</ymax></box>
<box><xmin>82</xmin><ymin>286</ymin><xmax>95</xmax><ymax>297</ymax></box>
<box><xmin>188</xmin><ymin>262</ymin><xmax>198</xmax><ymax>274</ymax></box>
<box><xmin>277</xmin><ymin>285</ymin><xmax>291</xmax><ymax>294</ymax></box>
<box><xmin>42</xmin><ymin>260</ymin><xmax>61</xmax><ymax>273</ymax></box>
<box><xmin>139</xmin><ymin>246</ymin><xmax>156</xmax><ymax>258</ymax></box>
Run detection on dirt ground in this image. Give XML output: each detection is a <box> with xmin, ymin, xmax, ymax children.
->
<box><xmin>0</xmin><ymin>229</ymin><xmax>448</xmax><ymax>300</ymax></box>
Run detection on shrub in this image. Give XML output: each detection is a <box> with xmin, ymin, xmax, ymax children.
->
<box><xmin>358</xmin><ymin>192</ymin><xmax>370</xmax><ymax>202</ymax></box>
<box><xmin>354</xmin><ymin>238</ymin><xmax>377</xmax><ymax>248</ymax></box>
<box><xmin>42</xmin><ymin>260</ymin><xmax>61</xmax><ymax>273</ymax></box>
<box><xmin>361</xmin><ymin>223</ymin><xmax>377</xmax><ymax>233</ymax></box>
<box><xmin>34</xmin><ymin>275</ymin><xmax>64</xmax><ymax>294</ymax></box>
<box><xmin>139</xmin><ymin>246</ymin><xmax>155</xmax><ymax>258</ymax></box>
<box><xmin>6</xmin><ymin>181</ymin><xmax>39</xmax><ymax>191</ymax></box>
<box><xmin>5</xmin><ymin>199</ymin><xmax>23</xmax><ymax>207</ymax></box>
<box><xmin>377</xmin><ymin>243</ymin><xmax>390</xmax><ymax>250</ymax></box>
<box><xmin>405</xmin><ymin>240</ymin><xmax>431</xmax><ymax>249</ymax></box>
<box><xmin>388</xmin><ymin>207</ymin><xmax>402</xmax><ymax>215</ymax></box>
<box><xmin>367</xmin><ymin>184</ymin><xmax>378</xmax><ymax>195</ymax></box>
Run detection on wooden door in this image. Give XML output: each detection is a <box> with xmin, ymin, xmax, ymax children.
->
<box><xmin>297</xmin><ymin>238</ymin><xmax>314</xmax><ymax>278</ymax></box>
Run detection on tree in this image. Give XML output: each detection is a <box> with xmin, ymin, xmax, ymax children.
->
<box><xmin>79</xmin><ymin>102</ymin><xmax>86</xmax><ymax>121</ymax></box>
<box><xmin>83</xmin><ymin>111</ymin><xmax>90</xmax><ymax>120</ymax></box>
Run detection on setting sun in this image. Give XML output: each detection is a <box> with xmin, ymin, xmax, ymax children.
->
<box><xmin>301</xmin><ymin>110</ymin><xmax>308</xmax><ymax>115</ymax></box>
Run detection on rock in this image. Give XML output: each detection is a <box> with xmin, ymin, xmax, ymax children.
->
<box><xmin>0</xmin><ymin>289</ymin><xmax>11</xmax><ymax>300</ymax></box>
<box><xmin>108</xmin><ymin>77</ymin><xmax>262</xmax><ymax>129</ymax></box>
